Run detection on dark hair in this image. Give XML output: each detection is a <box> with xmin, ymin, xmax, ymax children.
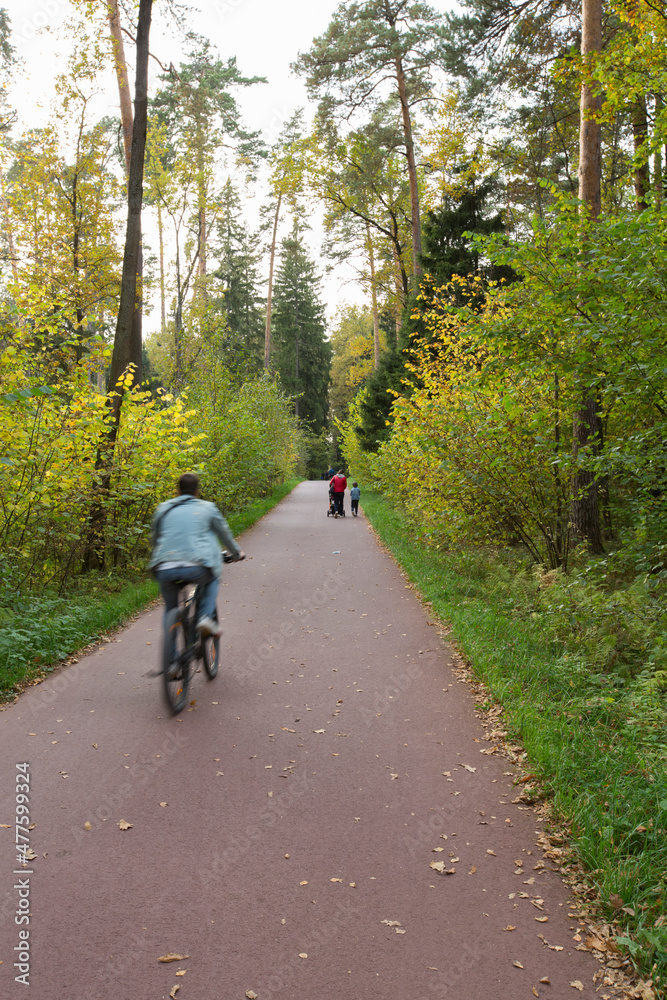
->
<box><xmin>353</xmin><ymin>482</ymin><xmax>358</xmax><ymax>487</ymax></box>
<box><xmin>178</xmin><ymin>472</ymin><xmax>199</xmax><ymax>495</ymax></box>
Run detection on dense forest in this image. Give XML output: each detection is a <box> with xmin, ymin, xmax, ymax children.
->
<box><xmin>1</xmin><ymin>0</ymin><xmax>667</xmax><ymax>987</ymax></box>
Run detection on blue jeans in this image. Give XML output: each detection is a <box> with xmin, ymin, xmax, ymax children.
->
<box><xmin>154</xmin><ymin>565</ymin><xmax>217</xmax><ymax>621</ymax></box>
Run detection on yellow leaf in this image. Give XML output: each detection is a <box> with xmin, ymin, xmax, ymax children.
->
<box><xmin>570</xmin><ymin>983</ymin><xmax>584</xmax><ymax>992</ymax></box>
<box><xmin>118</xmin><ymin>819</ymin><xmax>133</xmax><ymax>830</ymax></box>
<box><xmin>158</xmin><ymin>954</ymin><xmax>189</xmax><ymax>963</ymax></box>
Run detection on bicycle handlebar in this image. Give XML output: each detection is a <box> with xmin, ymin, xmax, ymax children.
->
<box><xmin>223</xmin><ymin>551</ymin><xmax>246</xmax><ymax>564</ymax></box>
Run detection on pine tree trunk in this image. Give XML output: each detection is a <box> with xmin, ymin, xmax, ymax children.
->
<box><xmin>107</xmin><ymin>0</ymin><xmax>133</xmax><ymax>174</ymax></box>
<box><xmin>572</xmin><ymin>0</ymin><xmax>604</xmax><ymax>554</ymax></box>
<box><xmin>632</xmin><ymin>98</ymin><xmax>649</xmax><ymax>211</ymax></box>
<box><xmin>86</xmin><ymin>0</ymin><xmax>153</xmax><ymax>571</ymax></box>
<box><xmin>0</xmin><ymin>163</ymin><xmax>18</xmax><ymax>284</ymax></box>
<box><xmin>366</xmin><ymin>222</ymin><xmax>380</xmax><ymax>369</ymax></box>
<box><xmin>578</xmin><ymin>0</ymin><xmax>602</xmax><ymax>220</ymax></box>
<box><xmin>264</xmin><ymin>190</ymin><xmax>282</xmax><ymax>368</ymax></box>
<box><xmin>158</xmin><ymin>200</ymin><xmax>166</xmax><ymax>334</ymax></box>
<box><xmin>655</xmin><ymin>96</ymin><xmax>663</xmax><ymax>205</ymax></box>
<box><xmin>395</xmin><ymin>56</ymin><xmax>422</xmax><ymax>283</ymax></box>
<box><xmin>107</xmin><ymin>0</ymin><xmax>143</xmax><ymax>389</ymax></box>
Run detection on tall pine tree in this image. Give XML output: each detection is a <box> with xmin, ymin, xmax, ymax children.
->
<box><xmin>272</xmin><ymin>228</ymin><xmax>331</xmax><ymax>432</ymax></box>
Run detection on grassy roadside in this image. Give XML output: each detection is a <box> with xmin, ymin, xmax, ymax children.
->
<box><xmin>360</xmin><ymin>489</ymin><xmax>667</xmax><ymax>990</ymax></box>
<box><xmin>0</xmin><ymin>478</ymin><xmax>303</xmax><ymax>703</ymax></box>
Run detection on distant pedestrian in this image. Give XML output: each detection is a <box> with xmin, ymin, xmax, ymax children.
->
<box><xmin>330</xmin><ymin>469</ymin><xmax>347</xmax><ymax>517</ymax></box>
<box><xmin>350</xmin><ymin>481</ymin><xmax>361</xmax><ymax>517</ymax></box>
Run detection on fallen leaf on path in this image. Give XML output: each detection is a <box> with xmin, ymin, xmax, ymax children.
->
<box><xmin>460</xmin><ymin>764</ymin><xmax>477</xmax><ymax>772</ymax></box>
<box><xmin>468</xmin><ymin>866</ymin><xmax>477</xmax><ymax>874</ymax></box>
<box><xmin>503</xmin><ymin>925</ymin><xmax>516</xmax><ymax>932</ymax></box>
<box><xmin>84</xmin><ymin>821</ymin><xmax>92</xmax><ymax>831</ymax></box>
<box><xmin>159</xmin><ymin>802</ymin><xmax>168</xmax><ymax>808</ymax></box>
<box><xmin>535</xmin><ymin>916</ymin><xmax>549</xmax><ymax>922</ymax></box>
<box><xmin>169</xmin><ymin>987</ymin><xmax>179</xmax><ymax>998</ymax></box>
<box><xmin>330</xmin><ymin>878</ymin><xmax>343</xmax><ymax>883</ymax></box>
<box><xmin>532</xmin><ymin>988</ymin><xmax>539</xmax><ymax>997</ymax></box>
<box><xmin>395</xmin><ymin>928</ymin><xmax>406</xmax><ymax>934</ymax></box>
<box><xmin>390</xmin><ymin>773</ymin><xmax>399</xmax><ymax>779</ymax></box>
<box><xmin>540</xmin><ymin>977</ymin><xmax>550</xmax><ymax>984</ymax></box>
<box><xmin>432</xmin><ymin>847</ymin><xmax>445</xmax><ymax>853</ymax></box>
<box><xmin>299</xmin><ymin>881</ymin><xmax>308</xmax><ymax>886</ymax></box>
<box><xmin>381</xmin><ymin>920</ymin><xmax>402</xmax><ymax>927</ymax></box>
<box><xmin>430</xmin><ymin>861</ymin><xmax>456</xmax><ymax>874</ymax></box>
<box><xmin>23</xmin><ymin>849</ymin><xmax>37</xmax><ymax>860</ymax></box>
<box><xmin>281</xmin><ymin>727</ymin><xmax>296</xmax><ymax>733</ymax></box>
<box><xmin>299</xmin><ymin>953</ymin><xmax>308</xmax><ymax>959</ymax></box>
<box><xmin>609</xmin><ymin>893</ymin><xmax>625</xmax><ymax>910</ymax></box>
<box><xmin>513</xmin><ymin>961</ymin><xmax>524</xmax><ymax>968</ymax></box>
<box><xmin>175</xmin><ymin>970</ymin><xmax>186</xmax><ymax>976</ymax></box>
<box><xmin>313</xmin><ymin>729</ymin><xmax>325</xmax><ymax>734</ymax></box>
<box><xmin>118</xmin><ymin>819</ymin><xmax>133</xmax><ymax>830</ymax></box>
<box><xmin>486</xmin><ymin>850</ymin><xmax>497</xmax><ymax>856</ymax></box>
<box><xmin>570</xmin><ymin>982</ymin><xmax>584</xmax><ymax>992</ymax></box>
<box><xmin>246</xmin><ymin>991</ymin><xmax>258</xmax><ymax>999</ymax></box>
<box><xmin>0</xmin><ymin>824</ymin><xmax>10</xmax><ymax>828</ymax></box>
<box><xmin>442</xmin><ymin>771</ymin><xmax>451</xmax><ymax>776</ymax></box>
<box><xmin>158</xmin><ymin>954</ymin><xmax>189</xmax><ymax>963</ymax></box>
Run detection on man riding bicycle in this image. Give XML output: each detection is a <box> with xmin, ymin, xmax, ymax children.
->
<box><xmin>150</xmin><ymin>472</ymin><xmax>245</xmax><ymax>638</ymax></box>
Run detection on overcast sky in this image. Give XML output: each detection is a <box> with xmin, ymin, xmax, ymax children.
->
<box><xmin>3</xmin><ymin>0</ymin><xmax>455</xmax><ymax>329</ymax></box>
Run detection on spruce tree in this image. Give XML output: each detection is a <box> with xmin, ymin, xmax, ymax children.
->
<box><xmin>211</xmin><ymin>179</ymin><xmax>265</xmax><ymax>372</ymax></box>
<box><xmin>271</xmin><ymin>229</ymin><xmax>331</xmax><ymax>433</ymax></box>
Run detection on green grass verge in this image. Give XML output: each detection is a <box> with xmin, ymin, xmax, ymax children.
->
<box><xmin>360</xmin><ymin>488</ymin><xmax>667</xmax><ymax>990</ymax></box>
<box><xmin>0</xmin><ymin>478</ymin><xmax>303</xmax><ymax>703</ymax></box>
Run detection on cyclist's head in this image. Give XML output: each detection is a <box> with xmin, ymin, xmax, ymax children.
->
<box><xmin>178</xmin><ymin>472</ymin><xmax>199</xmax><ymax>496</ymax></box>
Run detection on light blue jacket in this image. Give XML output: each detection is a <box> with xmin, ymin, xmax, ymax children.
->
<box><xmin>149</xmin><ymin>496</ymin><xmax>241</xmax><ymax>578</ymax></box>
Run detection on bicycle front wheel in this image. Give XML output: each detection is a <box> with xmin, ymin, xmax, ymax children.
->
<box><xmin>202</xmin><ymin>612</ymin><xmax>220</xmax><ymax>679</ymax></box>
<box><xmin>162</xmin><ymin>608</ymin><xmax>191</xmax><ymax>714</ymax></box>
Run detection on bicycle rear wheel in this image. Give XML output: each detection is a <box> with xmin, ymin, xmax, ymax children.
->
<box><xmin>202</xmin><ymin>612</ymin><xmax>220</xmax><ymax>679</ymax></box>
<box><xmin>162</xmin><ymin>608</ymin><xmax>191</xmax><ymax>714</ymax></box>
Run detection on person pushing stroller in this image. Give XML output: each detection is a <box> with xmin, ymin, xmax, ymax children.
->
<box><xmin>329</xmin><ymin>469</ymin><xmax>347</xmax><ymax>517</ymax></box>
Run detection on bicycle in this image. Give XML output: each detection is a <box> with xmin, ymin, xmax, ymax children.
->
<box><xmin>161</xmin><ymin>553</ymin><xmax>239</xmax><ymax>714</ymax></box>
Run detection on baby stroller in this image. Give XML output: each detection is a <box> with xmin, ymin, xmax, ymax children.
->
<box><xmin>327</xmin><ymin>486</ymin><xmax>345</xmax><ymax>517</ymax></box>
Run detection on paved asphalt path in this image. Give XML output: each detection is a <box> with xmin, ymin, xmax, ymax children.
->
<box><xmin>0</xmin><ymin>481</ymin><xmax>618</xmax><ymax>1000</ymax></box>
